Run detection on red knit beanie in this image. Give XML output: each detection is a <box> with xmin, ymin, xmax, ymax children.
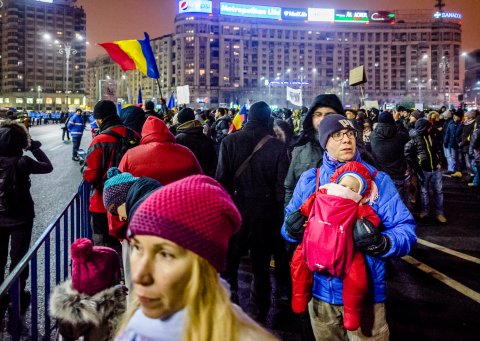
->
<box><xmin>128</xmin><ymin>175</ymin><xmax>242</xmax><ymax>272</ymax></box>
<box><xmin>71</xmin><ymin>238</ymin><xmax>120</xmax><ymax>296</ymax></box>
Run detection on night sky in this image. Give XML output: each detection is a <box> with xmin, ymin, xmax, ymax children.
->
<box><xmin>76</xmin><ymin>0</ymin><xmax>480</xmax><ymax>59</ymax></box>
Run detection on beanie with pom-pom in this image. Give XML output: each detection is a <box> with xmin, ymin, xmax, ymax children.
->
<box><xmin>103</xmin><ymin>167</ymin><xmax>139</xmax><ymax>215</ymax></box>
<box><xmin>128</xmin><ymin>175</ymin><xmax>241</xmax><ymax>272</ymax></box>
<box><xmin>71</xmin><ymin>238</ymin><xmax>120</xmax><ymax>296</ymax></box>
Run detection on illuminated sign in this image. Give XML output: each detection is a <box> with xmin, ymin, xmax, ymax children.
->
<box><xmin>220</xmin><ymin>2</ymin><xmax>281</xmax><ymax>19</ymax></box>
<box><xmin>307</xmin><ymin>8</ymin><xmax>335</xmax><ymax>22</ymax></box>
<box><xmin>282</xmin><ymin>8</ymin><xmax>308</xmax><ymax>21</ymax></box>
<box><xmin>370</xmin><ymin>11</ymin><xmax>395</xmax><ymax>23</ymax></box>
<box><xmin>433</xmin><ymin>11</ymin><xmax>462</xmax><ymax>19</ymax></box>
<box><xmin>36</xmin><ymin>0</ymin><xmax>53</xmax><ymax>3</ymax></box>
<box><xmin>178</xmin><ymin>0</ymin><xmax>212</xmax><ymax>14</ymax></box>
<box><xmin>334</xmin><ymin>10</ymin><xmax>369</xmax><ymax>23</ymax></box>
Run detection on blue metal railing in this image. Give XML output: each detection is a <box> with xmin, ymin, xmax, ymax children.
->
<box><xmin>0</xmin><ymin>181</ymin><xmax>91</xmax><ymax>341</ymax></box>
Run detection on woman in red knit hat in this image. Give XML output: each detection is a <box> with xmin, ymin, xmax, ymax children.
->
<box><xmin>115</xmin><ymin>175</ymin><xmax>277</xmax><ymax>341</ymax></box>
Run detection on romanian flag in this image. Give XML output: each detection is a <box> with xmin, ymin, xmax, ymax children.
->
<box><xmin>98</xmin><ymin>32</ymin><xmax>160</xmax><ymax>79</ymax></box>
<box><xmin>229</xmin><ymin>105</ymin><xmax>247</xmax><ymax>133</ymax></box>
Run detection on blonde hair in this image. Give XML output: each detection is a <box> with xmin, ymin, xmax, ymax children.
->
<box><xmin>117</xmin><ymin>252</ymin><xmax>275</xmax><ymax>341</ymax></box>
<box><xmin>428</xmin><ymin>111</ymin><xmax>440</xmax><ymax>122</ymax></box>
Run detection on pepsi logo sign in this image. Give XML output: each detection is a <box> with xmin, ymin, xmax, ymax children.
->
<box><xmin>180</xmin><ymin>1</ymin><xmax>189</xmax><ymax>11</ymax></box>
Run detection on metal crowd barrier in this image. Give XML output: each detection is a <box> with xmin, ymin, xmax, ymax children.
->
<box><xmin>0</xmin><ymin>181</ymin><xmax>91</xmax><ymax>341</ymax></box>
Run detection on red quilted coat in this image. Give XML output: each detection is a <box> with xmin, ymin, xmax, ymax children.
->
<box><xmin>118</xmin><ymin>116</ymin><xmax>202</xmax><ymax>184</ymax></box>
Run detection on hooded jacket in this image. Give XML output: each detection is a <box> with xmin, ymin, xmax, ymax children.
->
<box><xmin>175</xmin><ymin>120</ymin><xmax>217</xmax><ymax>177</ymax></box>
<box><xmin>369</xmin><ymin>123</ymin><xmax>409</xmax><ymax>180</ymax></box>
<box><xmin>405</xmin><ymin>119</ymin><xmax>442</xmax><ymax>173</ymax></box>
<box><xmin>83</xmin><ymin>115</ymin><xmax>139</xmax><ymax>213</ymax></box>
<box><xmin>282</xmin><ymin>152</ymin><xmax>416</xmax><ymax>304</ymax></box>
<box><xmin>49</xmin><ymin>280</ymin><xmax>126</xmax><ymax>341</ymax></box>
<box><xmin>119</xmin><ymin>116</ymin><xmax>202</xmax><ymax>185</ymax></box>
<box><xmin>0</xmin><ymin>121</ymin><xmax>53</xmax><ymax>227</ymax></box>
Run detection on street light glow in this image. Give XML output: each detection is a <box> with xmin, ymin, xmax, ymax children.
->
<box><xmin>43</xmin><ymin>33</ymin><xmax>51</xmax><ymax>41</ymax></box>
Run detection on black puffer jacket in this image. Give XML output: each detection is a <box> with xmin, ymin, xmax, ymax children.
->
<box><xmin>370</xmin><ymin>123</ymin><xmax>409</xmax><ymax>180</ymax></box>
<box><xmin>0</xmin><ymin>121</ymin><xmax>53</xmax><ymax>227</ymax></box>
<box><xmin>211</xmin><ymin>116</ymin><xmax>230</xmax><ymax>144</ymax></box>
<box><xmin>459</xmin><ymin>119</ymin><xmax>476</xmax><ymax>153</ymax></box>
<box><xmin>176</xmin><ymin>120</ymin><xmax>217</xmax><ymax>177</ymax></box>
<box><xmin>405</xmin><ymin>119</ymin><xmax>442</xmax><ymax>173</ymax></box>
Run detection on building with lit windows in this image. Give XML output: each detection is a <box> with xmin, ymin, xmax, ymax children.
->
<box><xmin>0</xmin><ymin>0</ymin><xmax>86</xmax><ymax>111</ymax></box>
<box><xmin>86</xmin><ymin>1</ymin><xmax>463</xmax><ymax>108</ymax></box>
<box><xmin>464</xmin><ymin>49</ymin><xmax>480</xmax><ymax>106</ymax></box>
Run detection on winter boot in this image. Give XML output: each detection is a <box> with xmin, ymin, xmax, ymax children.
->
<box><xmin>342</xmin><ymin>252</ymin><xmax>368</xmax><ymax>331</ymax></box>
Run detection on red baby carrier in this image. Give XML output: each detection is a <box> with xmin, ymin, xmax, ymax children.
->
<box><xmin>302</xmin><ymin>177</ymin><xmax>358</xmax><ymax>278</ymax></box>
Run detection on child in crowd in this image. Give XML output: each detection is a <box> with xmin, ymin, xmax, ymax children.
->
<box><xmin>288</xmin><ymin>161</ymin><xmax>382</xmax><ymax>331</ymax></box>
<box><xmin>49</xmin><ymin>238</ymin><xmax>126</xmax><ymax>340</ymax></box>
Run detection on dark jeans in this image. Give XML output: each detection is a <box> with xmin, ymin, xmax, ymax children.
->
<box><xmin>62</xmin><ymin>128</ymin><xmax>70</xmax><ymax>141</ymax></box>
<box><xmin>72</xmin><ymin>136</ymin><xmax>82</xmax><ymax>158</ymax></box>
<box><xmin>91</xmin><ymin>212</ymin><xmax>121</xmax><ymax>252</ymax></box>
<box><xmin>0</xmin><ymin>221</ymin><xmax>33</xmax><ymax>294</ymax></box>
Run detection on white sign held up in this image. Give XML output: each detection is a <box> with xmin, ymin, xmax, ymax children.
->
<box><xmin>286</xmin><ymin>86</ymin><xmax>303</xmax><ymax>107</ymax></box>
<box><xmin>176</xmin><ymin>85</ymin><xmax>190</xmax><ymax>105</ymax></box>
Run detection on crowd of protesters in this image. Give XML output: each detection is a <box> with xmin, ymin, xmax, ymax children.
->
<box><xmin>1</xmin><ymin>94</ymin><xmax>479</xmax><ymax>340</ymax></box>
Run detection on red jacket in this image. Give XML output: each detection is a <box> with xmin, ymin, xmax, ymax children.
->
<box><xmin>118</xmin><ymin>116</ymin><xmax>202</xmax><ymax>184</ymax></box>
<box><xmin>83</xmin><ymin>125</ymin><xmax>140</xmax><ymax>213</ymax></box>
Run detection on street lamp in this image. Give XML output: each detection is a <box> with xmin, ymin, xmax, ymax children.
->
<box><xmin>44</xmin><ymin>32</ymin><xmax>85</xmax><ymax>109</ymax></box>
<box><xmin>439</xmin><ymin>56</ymin><xmax>450</xmax><ymax>106</ymax></box>
<box><xmin>37</xmin><ymin>86</ymin><xmax>42</xmax><ymax>111</ymax></box>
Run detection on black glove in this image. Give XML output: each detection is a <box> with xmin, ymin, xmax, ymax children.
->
<box><xmin>353</xmin><ymin>218</ymin><xmax>391</xmax><ymax>256</ymax></box>
<box><xmin>285</xmin><ymin>209</ymin><xmax>307</xmax><ymax>241</ymax></box>
<box><xmin>26</xmin><ymin>140</ymin><xmax>42</xmax><ymax>151</ymax></box>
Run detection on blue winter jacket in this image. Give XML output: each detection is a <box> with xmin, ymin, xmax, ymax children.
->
<box><xmin>444</xmin><ymin>120</ymin><xmax>462</xmax><ymax>149</ymax></box>
<box><xmin>282</xmin><ymin>151</ymin><xmax>416</xmax><ymax>304</ymax></box>
<box><xmin>67</xmin><ymin>113</ymin><xmax>85</xmax><ymax>137</ymax></box>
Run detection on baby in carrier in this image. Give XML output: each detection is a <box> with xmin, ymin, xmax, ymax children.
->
<box><xmin>288</xmin><ymin>161</ymin><xmax>381</xmax><ymax>331</ymax></box>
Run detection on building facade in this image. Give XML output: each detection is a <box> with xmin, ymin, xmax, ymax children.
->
<box><xmin>465</xmin><ymin>49</ymin><xmax>480</xmax><ymax>106</ymax></box>
<box><xmin>0</xmin><ymin>0</ymin><xmax>86</xmax><ymax>111</ymax></box>
<box><xmin>86</xmin><ymin>3</ymin><xmax>463</xmax><ymax>109</ymax></box>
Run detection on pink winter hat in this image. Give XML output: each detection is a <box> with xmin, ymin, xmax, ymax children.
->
<box><xmin>71</xmin><ymin>238</ymin><xmax>120</xmax><ymax>296</ymax></box>
<box><xmin>128</xmin><ymin>175</ymin><xmax>242</xmax><ymax>272</ymax></box>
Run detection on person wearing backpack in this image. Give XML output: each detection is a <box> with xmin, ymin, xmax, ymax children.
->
<box><xmin>282</xmin><ymin>114</ymin><xmax>416</xmax><ymax>341</ymax></box>
<box><xmin>83</xmin><ymin>100</ymin><xmax>140</xmax><ymax>251</ymax></box>
<box><xmin>0</xmin><ymin>120</ymin><xmax>53</xmax><ymax>328</ymax></box>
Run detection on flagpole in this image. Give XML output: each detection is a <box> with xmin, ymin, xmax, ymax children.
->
<box><xmin>155</xmin><ymin>78</ymin><xmax>167</xmax><ymax>114</ymax></box>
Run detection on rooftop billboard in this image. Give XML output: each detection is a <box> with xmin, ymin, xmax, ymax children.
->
<box><xmin>220</xmin><ymin>2</ymin><xmax>281</xmax><ymax>20</ymax></box>
<box><xmin>178</xmin><ymin>0</ymin><xmax>213</xmax><ymax>14</ymax></box>
<box><xmin>334</xmin><ymin>10</ymin><xmax>369</xmax><ymax>23</ymax></box>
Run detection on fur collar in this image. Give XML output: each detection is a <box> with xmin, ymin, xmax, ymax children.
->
<box><xmin>49</xmin><ymin>280</ymin><xmax>126</xmax><ymax>326</ymax></box>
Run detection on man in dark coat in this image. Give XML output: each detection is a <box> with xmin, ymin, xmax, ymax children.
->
<box><xmin>175</xmin><ymin>108</ymin><xmax>217</xmax><ymax>177</ymax></box>
<box><xmin>370</xmin><ymin>112</ymin><xmax>410</xmax><ymax>202</ymax></box>
<box><xmin>284</xmin><ymin>94</ymin><xmax>345</xmax><ymax>206</ymax></box>
<box><xmin>215</xmin><ymin>101</ymin><xmax>289</xmax><ymax>320</ymax></box>
<box><xmin>405</xmin><ymin>118</ymin><xmax>446</xmax><ymax>223</ymax></box>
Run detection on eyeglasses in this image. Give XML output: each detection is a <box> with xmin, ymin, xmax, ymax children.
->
<box><xmin>330</xmin><ymin>130</ymin><xmax>357</xmax><ymax>141</ymax></box>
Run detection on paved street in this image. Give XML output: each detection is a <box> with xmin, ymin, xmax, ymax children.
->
<box><xmin>2</xmin><ymin>124</ymin><xmax>479</xmax><ymax>340</ymax></box>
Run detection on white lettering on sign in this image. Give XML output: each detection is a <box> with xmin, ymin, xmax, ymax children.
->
<box><xmin>339</xmin><ymin>119</ymin><xmax>354</xmax><ymax>128</ymax></box>
<box><xmin>433</xmin><ymin>11</ymin><xmax>462</xmax><ymax>19</ymax></box>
